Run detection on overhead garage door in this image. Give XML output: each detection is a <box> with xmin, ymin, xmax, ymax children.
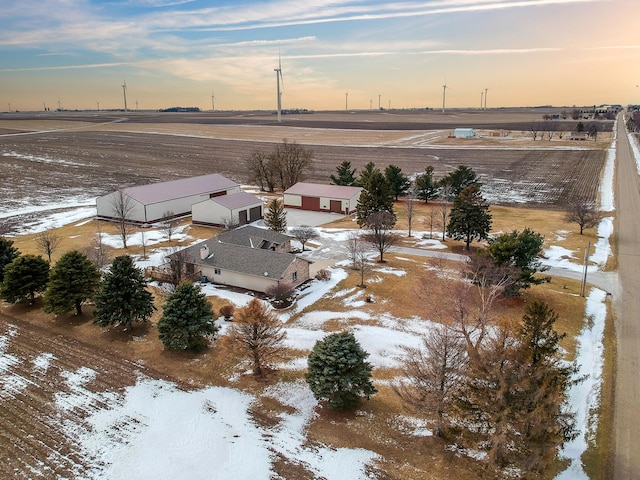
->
<box><xmin>249</xmin><ymin>206</ymin><xmax>262</xmax><ymax>221</ymax></box>
<box><xmin>329</xmin><ymin>200</ymin><xmax>342</xmax><ymax>213</ymax></box>
<box><xmin>301</xmin><ymin>196</ymin><xmax>320</xmax><ymax>211</ymax></box>
<box><xmin>239</xmin><ymin>210</ymin><xmax>248</xmax><ymax>225</ymax></box>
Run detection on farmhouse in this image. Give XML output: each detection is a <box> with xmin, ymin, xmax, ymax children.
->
<box><xmin>283</xmin><ymin>182</ymin><xmax>362</xmax><ymax>214</ymax></box>
<box><xmin>453</xmin><ymin>128</ymin><xmax>476</xmax><ymax>138</ymax></box>
<box><xmin>167</xmin><ymin>225</ymin><xmax>309</xmax><ymax>293</ymax></box>
<box><xmin>192</xmin><ymin>192</ymin><xmax>263</xmax><ymax>228</ymax></box>
<box><xmin>96</xmin><ymin>173</ymin><xmax>240</xmax><ymax>224</ymax></box>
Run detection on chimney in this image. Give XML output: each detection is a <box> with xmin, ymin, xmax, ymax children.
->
<box><xmin>200</xmin><ymin>244</ymin><xmax>209</xmax><ymax>260</ymax></box>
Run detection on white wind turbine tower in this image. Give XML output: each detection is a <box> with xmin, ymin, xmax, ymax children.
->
<box><xmin>211</xmin><ymin>91</ymin><xmax>215</xmax><ymax>111</ymax></box>
<box><xmin>122</xmin><ymin>80</ymin><xmax>128</xmax><ymax>112</ymax></box>
<box><xmin>442</xmin><ymin>82</ymin><xmax>450</xmax><ymax>113</ymax></box>
<box><xmin>274</xmin><ymin>54</ymin><xmax>284</xmax><ymax>122</ymax></box>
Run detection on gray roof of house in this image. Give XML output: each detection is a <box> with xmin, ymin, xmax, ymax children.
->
<box><xmin>206</xmin><ymin>192</ymin><xmax>263</xmax><ymax>210</ymax></box>
<box><xmin>215</xmin><ymin>225</ymin><xmax>291</xmax><ymax>249</ymax></box>
<box><xmin>122</xmin><ymin>173</ymin><xmax>238</xmax><ymax>205</ymax></box>
<box><xmin>283</xmin><ymin>182</ymin><xmax>362</xmax><ymax>199</ymax></box>
<box><xmin>184</xmin><ymin>240</ymin><xmax>306</xmax><ymax>280</ymax></box>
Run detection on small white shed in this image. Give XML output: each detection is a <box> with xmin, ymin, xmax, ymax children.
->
<box><xmin>192</xmin><ymin>192</ymin><xmax>263</xmax><ymax>227</ymax></box>
<box><xmin>453</xmin><ymin>128</ymin><xmax>476</xmax><ymax>138</ymax></box>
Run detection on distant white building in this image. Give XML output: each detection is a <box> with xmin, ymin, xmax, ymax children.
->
<box><xmin>453</xmin><ymin>128</ymin><xmax>476</xmax><ymax>138</ymax></box>
<box><xmin>96</xmin><ymin>173</ymin><xmax>240</xmax><ymax>225</ymax></box>
<box><xmin>283</xmin><ymin>182</ymin><xmax>362</xmax><ymax>214</ymax></box>
<box><xmin>192</xmin><ymin>192</ymin><xmax>263</xmax><ymax>228</ymax></box>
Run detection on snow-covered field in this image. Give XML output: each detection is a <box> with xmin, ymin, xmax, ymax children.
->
<box><xmin>1</xmin><ymin>123</ymin><xmax>633</xmax><ymax>479</ymax></box>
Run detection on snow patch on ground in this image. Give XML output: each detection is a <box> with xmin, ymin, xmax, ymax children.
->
<box><xmin>556</xmin><ymin>288</ymin><xmax>607</xmax><ymax>480</ymax></box>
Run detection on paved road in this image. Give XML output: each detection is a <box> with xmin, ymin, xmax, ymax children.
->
<box><xmin>612</xmin><ymin>116</ymin><xmax>640</xmax><ymax>480</ymax></box>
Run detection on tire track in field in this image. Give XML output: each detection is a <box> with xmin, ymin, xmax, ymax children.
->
<box><xmin>0</xmin><ymin>313</ymin><xmax>145</xmax><ymax>479</ymax></box>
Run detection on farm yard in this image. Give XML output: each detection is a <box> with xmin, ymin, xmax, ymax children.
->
<box><xmin>0</xmin><ymin>109</ymin><xmax>621</xmax><ymax>479</ymax></box>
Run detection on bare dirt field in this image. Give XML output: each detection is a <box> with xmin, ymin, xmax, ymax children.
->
<box><xmin>0</xmin><ymin>109</ymin><xmax>609</xmax><ymax>235</ymax></box>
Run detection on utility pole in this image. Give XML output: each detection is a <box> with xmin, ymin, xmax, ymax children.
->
<box><xmin>581</xmin><ymin>241</ymin><xmax>591</xmax><ymax>297</ymax></box>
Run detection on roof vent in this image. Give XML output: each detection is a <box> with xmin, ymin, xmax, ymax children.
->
<box><xmin>200</xmin><ymin>244</ymin><xmax>209</xmax><ymax>260</ymax></box>
<box><xmin>264</xmin><ymin>272</ymin><xmax>268</xmax><ymax>276</ymax></box>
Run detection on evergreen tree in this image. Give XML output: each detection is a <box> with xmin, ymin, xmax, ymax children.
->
<box><xmin>355</xmin><ymin>161</ymin><xmax>379</xmax><ymax>187</ymax></box>
<box><xmin>93</xmin><ymin>255</ymin><xmax>155</xmax><ymax>331</ymax></box>
<box><xmin>43</xmin><ymin>250</ymin><xmax>101</xmax><ymax>316</ymax></box>
<box><xmin>157</xmin><ymin>282</ymin><xmax>217</xmax><ymax>351</ymax></box>
<box><xmin>0</xmin><ymin>237</ymin><xmax>20</xmax><ymax>284</ymax></box>
<box><xmin>415</xmin><ymin>166</ymin><xmax>438</xmax><ymax>203</ymax></box>
<box><xmin>330</xmin><ymin>160</ymin><xmax>358</xmax><ymax>186</ymax></box>
<box><xmin>447</xmin><ymin>185</ymin><xmax>492</xmax><ymax>250</ymax></box>
<box><xmin>455</xmin><ymin>304</ymin><xmax>577</xmax><ymax>477</ymax></box>
<box><xmin>264</xmin><ymin>198</ymin><xmax>287</xmax><ymax>233</ymax></box>
<box><xmin>230</xmin><ymin>298</ymin><xmax>286</xmax><ymax>376</ymax></box>
<box><xmin>306</xmin><ymin>331</ymin><xmax>377</xmax><ymax>410</ymax></box>
<box><xmin>439</xmin><ymin>165</ymin><xmax>481</xmax><ymax>197</ymax></box>
<box><xmin>1</xmin><ymin>255</ymin><xmax>49</xmax><ymax>305</ymax></box>
<box><xmin>384</xmin><ymin>164</ymin><xmax>411</xmax><ymax>200</ymax></box>
<box><xmin>355</xmin><ymin>170</ymin><xmax>396</xmax><ymax>226</ymax></box>
<box><xmin>485</xmin><ymin>228</ymin><xmax>548</xmax><ymax>296</ymax></box>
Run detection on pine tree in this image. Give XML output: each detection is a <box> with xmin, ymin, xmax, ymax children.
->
<box><xmin>355</xmin><ymin>161</ymin><xmax>378</xmax><ymax>188</ymax></box>
<box><xmin>329</xmin><ymin>160</ymin><xmax>357</xmax><ymax>186</ymax></box>
<box><xmin>415</xmin><ymin>166</ymin><xmax>438</xmax><ymax>203</ymax></box>
<box><xmin>43</xmin><ymin>250</ymin><xmax>101</xmax><ymax>316</ymax></box>
<box><xmin>157</xmin><ymin>282</ymin><xmax>217</xmax><ymax>351</ymax></box>
<box><xmin>1</xmin><ymin>255</ymin><xmax>49</xmax><ymax>305</ymax></box>
<box><xmin>0</xmin><ymin>237</ymin><xmax>20</xmax><ymax>284</ymax></box>
<box><xmin>264</xmin><ymin>198</ymin><xmax>287</xmax><ymax>233</ymax></box>
<box><xmin>455</xmin><ymin>304</ymin><xmax>577</xmax><ymax>477</ymax></box>
<box><xmin>384</xmin><ymin>164</ymin><xmax>411</xmax><ymax>200</ymax></box>
<box><xmin>446</xmin><ymin>185</ymin><xmax>492</xmax><ymax>250</ymax></box>
<box><xmin>439</xmin><ymin>165</ymin><xmax>481</xmax><ymax>196</ymax></box>
<box><xmin>485</xmin><ymin>228</ymin><xmax>548</xmax><ymax>296</ymax></box>
<box><xmin>306</xmin><ymin>331</ymin><xmax>377</xmax><ymax>410</ymax></box>
<box><xmin>355</xmin><ymin>170</ymin><xmax>396</xmax><ymax>226</ymax></box>
<box><xmin>93</xmin><ymin>255</ymin><xmax>155</xmax><ymax>331</ymax></box>
<box><xmin>230</xmin><ymin>298</ymin><xmax>286</xmax><ymax>376</ymax></box>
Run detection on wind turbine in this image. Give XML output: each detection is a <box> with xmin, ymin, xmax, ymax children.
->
<box><xmin>122</xmin><ymin>80</ymin><xmax>128</xmax><ymax>112</ymax></box>
<box><xmin>480</xmin><ymin>91</ymin><xmax>483</xmax><ymax>109</ymax></box>
<box><xmin>274</xmin><ymin>54</ymin><xmax>284</xmax><ymax>122</ymax></box>
<box><xmin>211</xmin><ymin>91</ymin><xmax>215</xmax><ymax>111</ymax></box>
<box><xmin>442</xmin><ymin>82</ymin><xmax>450</xmax><ymax>113</ymax></box>
<box><xmin>345</xmin><ymin>91</ymin><xmax>348</xmax><ymax>111</ymax></box>
<box><xmin>484</xmin><ymin>88</ymin><xmax>488</xmax><ymax>110</ymax></box>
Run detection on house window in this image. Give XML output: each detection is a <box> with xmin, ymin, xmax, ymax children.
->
<box><xmin>292</xmin><ymin>272</ymin><xmax>297</xmax><ymax>281</ymax></box>
<box><xmin>214</xmin><ymin>268</ymin><xmax>221</xmax><ymax>275</ymax></box>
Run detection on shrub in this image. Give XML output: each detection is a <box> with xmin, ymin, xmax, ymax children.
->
<box><xmin>220</xmin><ymin>304</ymin><xmax>235</xmax><ymax>321</ymax></box>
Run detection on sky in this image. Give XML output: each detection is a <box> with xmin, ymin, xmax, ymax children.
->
<box><xmin>1</xmin><ymin>0</ymin><xmax>639</xmax><ymax>112</ymax></box>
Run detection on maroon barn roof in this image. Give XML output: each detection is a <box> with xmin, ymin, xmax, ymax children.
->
<box><xmin>283</xmin><ymin>182</ymin><xmax>362</xmax><ymax>199</ymax></box>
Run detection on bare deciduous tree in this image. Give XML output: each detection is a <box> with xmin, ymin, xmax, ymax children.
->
<box><xmin>165</xmin><ymin>247</ymin><xmax>191</xmax><ymax>290</ymax></box>
<box><xmin>35</xmin><ymin>230</ymin><xmax>62</xmax><ymax>263</ymax></box>
<box><xmin>564</xmin><ymin>199</ymin><xmax>601</xmax><ymax>234</ymax></box>
<box><xmin>273</xmin><ymin>139</ymin><xmax>313</xmax><ymax>191</ymax></box>
<box><xmin>111</xmin><ymin>190</ymin><xmax>135</xmax><ymax>249</ymax></box>
<box><xmin>160</xmin><ymin>211</ymin><xmax>180</xmax><ymax>241</ymax></box>
<box><xmin>362</xmin><ymin>211</ymin><xmax>399</xmax><ymax>263</ymax></box>
<box><xmin>438</xmin><ymin>185</ymin><xmax>453</xmax><ymax>242</ymax></box>
<box><xmin>265</xmin><ymin>282</ymin><xmax>296</xmax><ymax>308</ymax></box>
<box><xmin>426</xmin><ymin>206</ymin><xmax>439</xmax><ymax>240</ymax></box>
<box><xmin>290</xmin><ymin>225</ymin><xmax>318</xmax><ymax>251</ymax></box>
<box><xmin>404</xmin><ymin>189</ymin><xmax>417</xmax><ymax>237</ymax></box>
<box><xmin>230</xmin><ymin>298</ymin><xmax>286</xmax><ymax>377</ymax></box>
<box><xmin>83</xmin><ymin>225</ymin><xmax>112</xmax><ymax>269</ymax></box>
